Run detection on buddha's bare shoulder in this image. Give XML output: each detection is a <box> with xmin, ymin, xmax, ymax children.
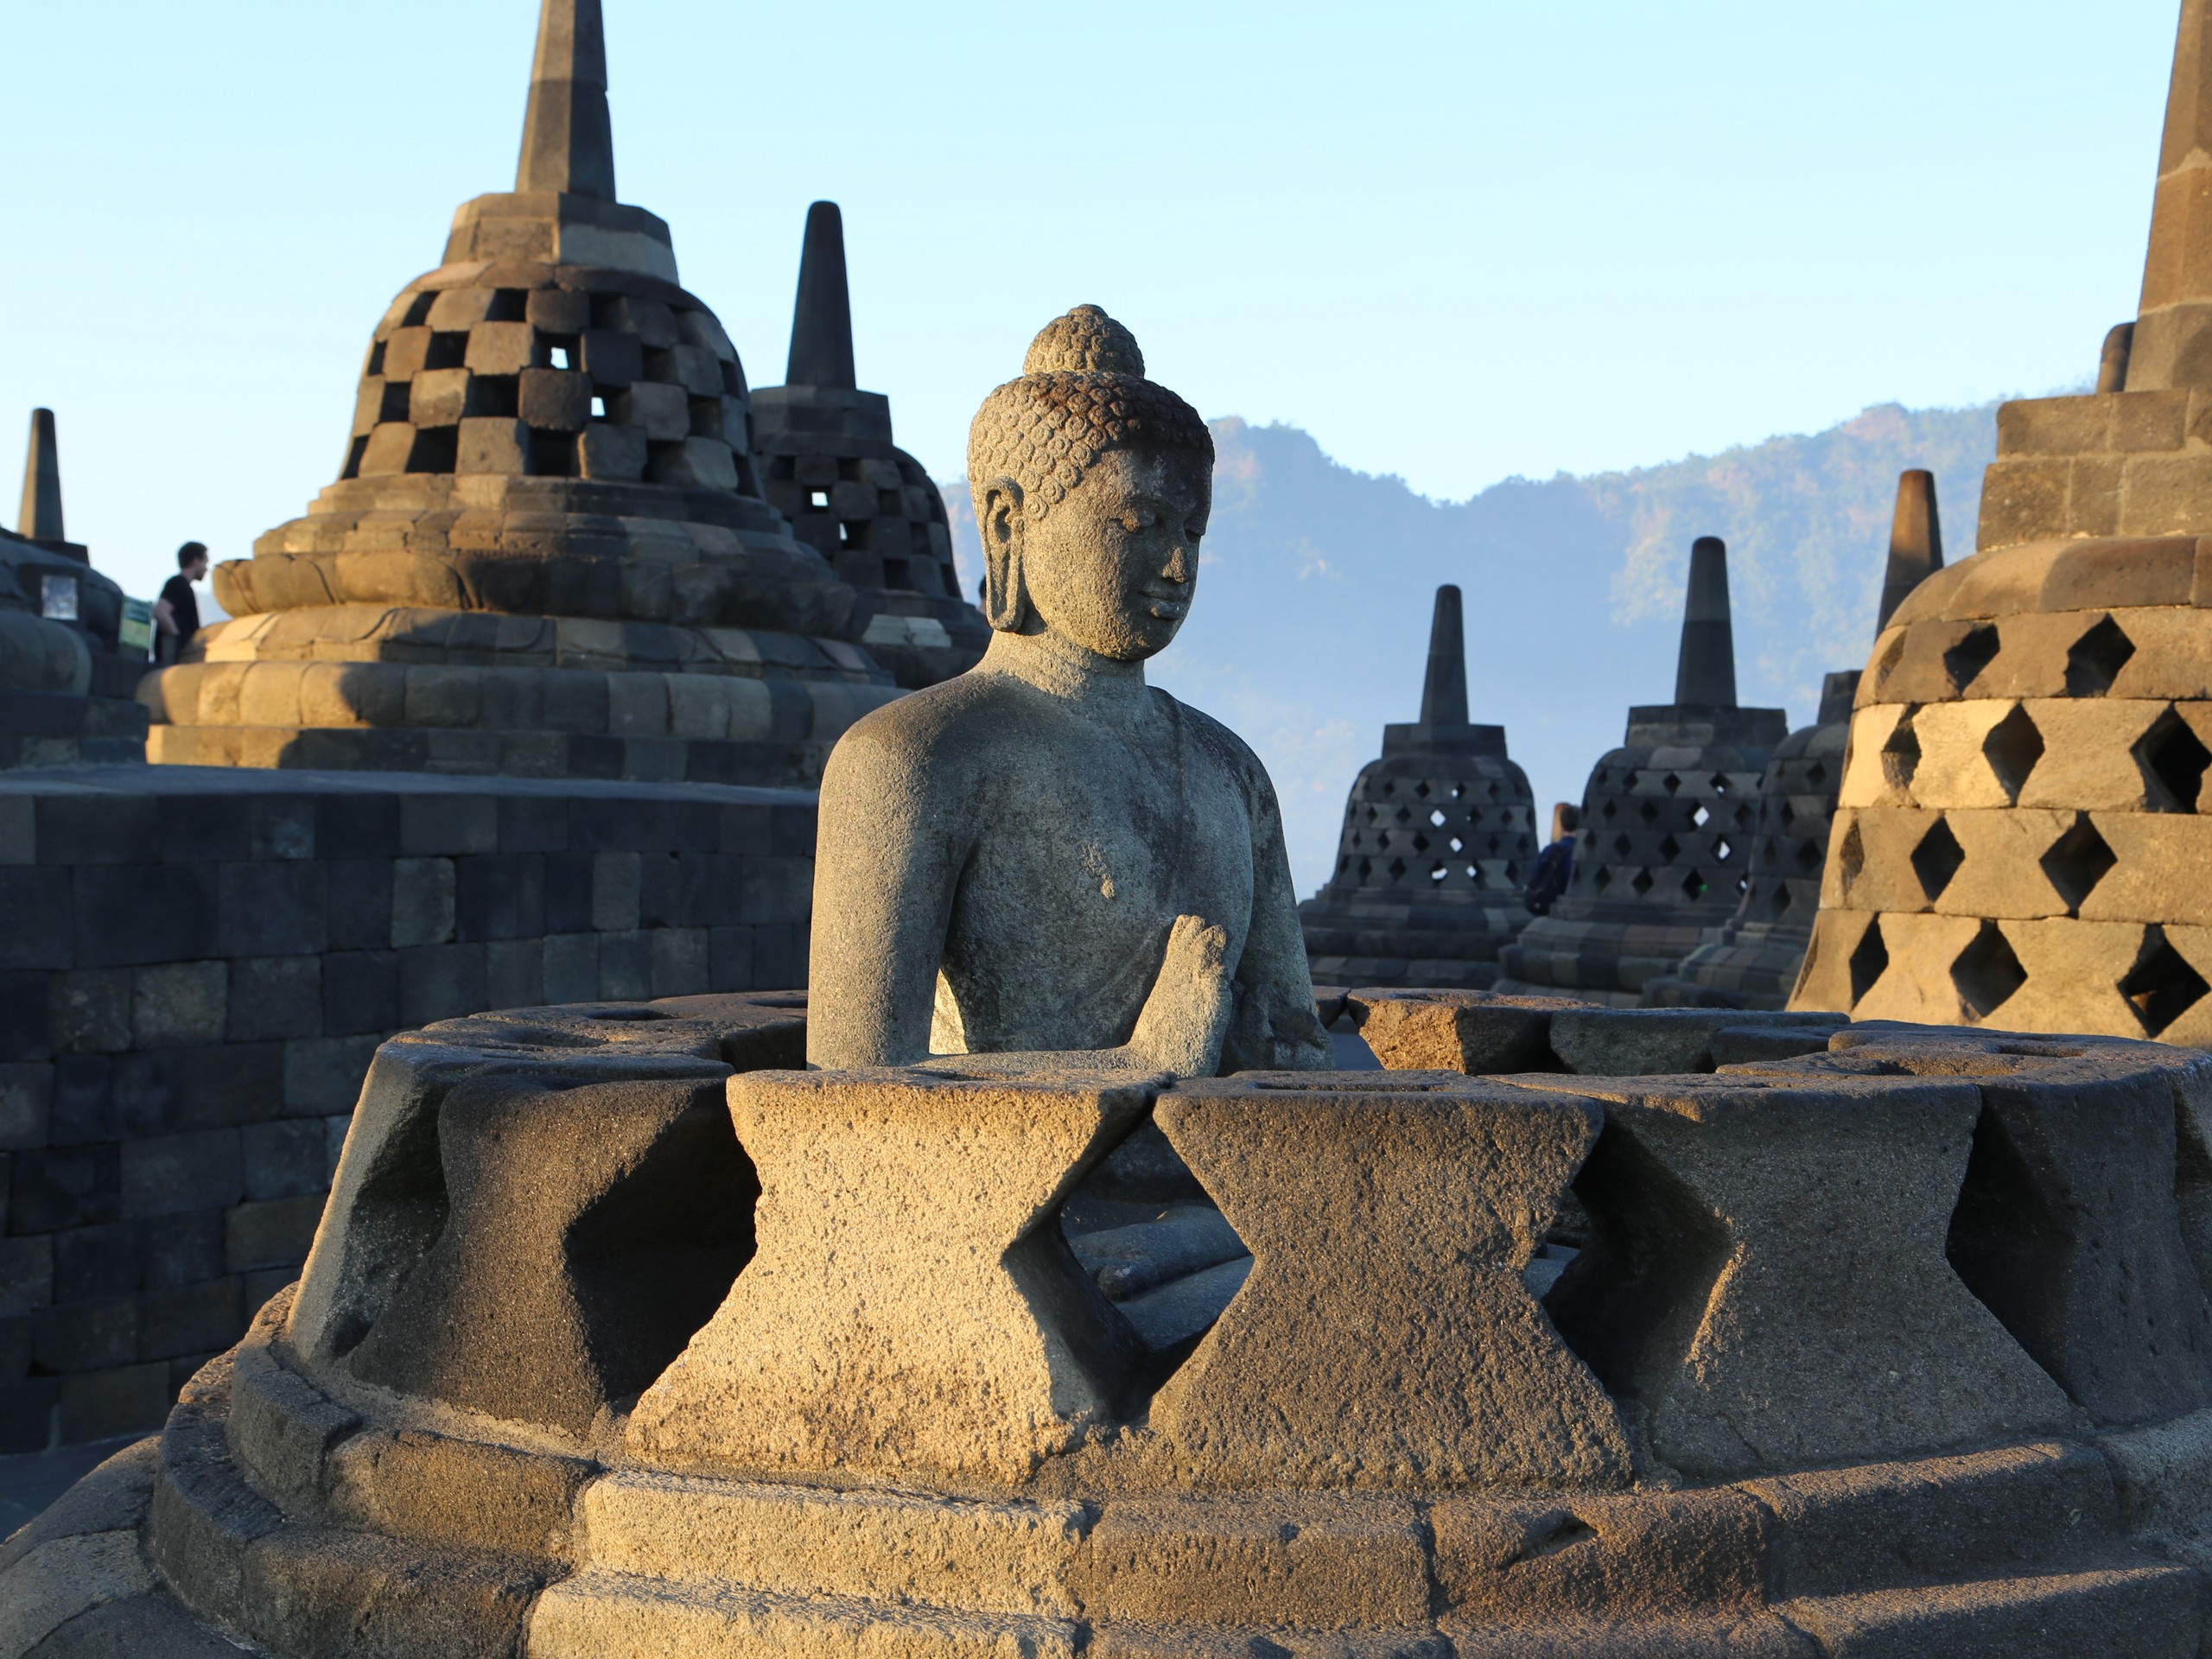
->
<box><xmin>824</xmin><ymin>670</ymin><xmax>1047</xmax><ymax>777</ymax></box>
<box><xmin>1166</xmin><ymin>693</ymin><xmax>1278</xmax><ymax>800</ymax></box>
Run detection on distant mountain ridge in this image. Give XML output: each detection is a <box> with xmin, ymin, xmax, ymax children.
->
<box><xmin>942</xmin><ymin>397</ymin><xmax>2005</xmax><ymax>893</ymax></box>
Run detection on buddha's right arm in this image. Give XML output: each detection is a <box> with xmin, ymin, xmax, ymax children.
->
<box><xmin>804</xmin><ymin>730</ymin><xmax>967</xmax><ymax>1069</ymax></box>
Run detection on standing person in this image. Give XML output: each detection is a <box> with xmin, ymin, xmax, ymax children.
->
<box><xmin>1523</xmin><ymin>803</ymin><xmax>1580</xmax><ymax>916</ymax></box>
<box><xmin>155</xmin><ymin>542</ymin><xmax>208</xmax><ymax>665</ymax></box>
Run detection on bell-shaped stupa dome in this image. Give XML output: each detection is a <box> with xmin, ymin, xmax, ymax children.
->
<box><xmin>1299</xmin><ymin>586</ymin><xmax>1539</xmax><ymax>988</ymax></box>
<box><xmin>142</xmin><ymin>0</ymin><xmax>895</xmax><ymax>782</ymax></box>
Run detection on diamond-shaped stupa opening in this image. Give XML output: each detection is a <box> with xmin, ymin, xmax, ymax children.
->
<box><xmin>2040</xmin><ymin>816</ymin><xmax>2117</xmax><ymax>912</ymax></box>
<box><xmin>1881</xmin><ymin>710</ymin><xmax>1923</xmax><ymax>793</ymax></box>
<box><xmin>2136</xmin><ymin>708</ymin><xmax>2212</xmax><ymax>811</ymax></box>
<box><xmin>1630</xmin><ymin>868</ymin><xmax>1656</xmax><ymax>896</ymax></box>
<box><xmin>1910</xmin><ymin>817</ymin><xmax>1965</xmax><ymax>901</ymax></box>
<box><xmin>2120</xmin><ymin>926</ymin><xmax>2210</xmax><ymax>1038</ymax></box>
<box><xmin>1951</xmin><ymin>922</ymin><xmax>2027</xmax><ymax>1021</ymax></box>
<box><xmin>1848</xmin><ymin>915</ymin><xmax>1889</xmax><ymax>1005</ymax></box>
<box><xmin>1942</xmin><ymin>622</ymin><xmax>2001</xmax><ymax>694</ymax></box>
<box><xmin>1983</xmin><ymin>704</ymin><xmax>2045</xmax><ymax>801</ymax></box>
<box><xmin>1058</xmin><ymin>1115</ymin><xmax>1251</xmax><ymax>1396</ymax></box>
<box><xmin>2065</xmin><ymin>616</ymin><xmax>2138</xmax><ymax>696</ymax></box>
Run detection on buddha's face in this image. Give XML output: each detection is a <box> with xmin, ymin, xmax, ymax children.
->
<box><xmin>988</xmin><ymin>447</ymin><xmax>1210</xmax><ymax>662</ymax></box>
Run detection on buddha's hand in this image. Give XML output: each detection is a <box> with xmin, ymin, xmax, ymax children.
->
<box><xmin>1128</xmin><ymin>913</ymin><xmax>1235</xmax><ymax>1077</ymax></box>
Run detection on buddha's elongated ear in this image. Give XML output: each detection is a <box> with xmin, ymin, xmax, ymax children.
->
<box><xmin>979</xmin><ymin>476</ymin><xmax>1032</xmax><ymax>632</ymax></box>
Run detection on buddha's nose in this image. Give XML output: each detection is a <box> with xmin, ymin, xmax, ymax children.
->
<box><xmin>1161</xmin><ymin>543</ymin><xmax>1194</xmax><ymax>584</ymax></box>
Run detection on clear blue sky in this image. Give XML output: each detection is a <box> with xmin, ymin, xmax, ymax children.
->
<box><xmin>0</xmin><ymin>0</ymin><xmax>2181</xmax><ymax>606</ymax></box>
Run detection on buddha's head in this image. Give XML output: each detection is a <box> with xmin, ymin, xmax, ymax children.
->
<box><xmin>968</xmin><ymin>306</ymin><xmax>1214</xmax><ymax>662</ymax></box>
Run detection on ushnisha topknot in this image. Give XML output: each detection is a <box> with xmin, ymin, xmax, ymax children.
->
<box><xmin>967</xmin><ymin>304</ymin><xmax>1213</xmax><ymax>524</ymax></box>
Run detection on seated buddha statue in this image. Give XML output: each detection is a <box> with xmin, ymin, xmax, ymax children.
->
<box><xmin>806</xmin><ymin>305</ymin><xmax>1331</xmax><ymax>1077</ymax></box>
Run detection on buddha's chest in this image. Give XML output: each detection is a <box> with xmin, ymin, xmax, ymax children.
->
<box><xmin>950</xmin><ymin>739</ymin><xmax>1258</xmax><ymax>964</ymax></box>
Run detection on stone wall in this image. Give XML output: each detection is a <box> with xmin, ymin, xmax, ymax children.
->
<box><xmin>0</xmin><ymin>764</ymin><xmax>813</xmax><ymax>1452</ymax></box>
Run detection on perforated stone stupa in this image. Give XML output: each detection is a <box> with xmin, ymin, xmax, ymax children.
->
<box><xmin>138</xmin><ymin>0</ymin><xmax>897</xmax><ymax>783</ymax></box>
<box><xmin>1794</xmin><ymin>0</ymin><xmax>2212</xmax><ymax>1039</ymax></box>
<box><xmin>1300</xmin><ymin>585</ymin><xmax>1538</xmax><ymax>988</ymax></box>
<box><xmin>1497</xmin><ymin>537</ymin><xmax>1787</xmax><ymax>1006</ymax></box>
<box><xmin>751</xmin><ymin>202</ymin><xmax>987</xmax><ymax>690</ymax></box>
<box><xmin>1647</xmin><ymin>471</ymin><xmax>1945</xmax><ymax>1009</ymax></box>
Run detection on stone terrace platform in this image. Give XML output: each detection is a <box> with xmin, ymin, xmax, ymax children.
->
<box><xmin>0</xmin><ymin>765</ymin><xmax>814</xmax><ymax>1457</ymax></box>
<box><xmin>10</xmin><ymin>993</ymin><xmax>2212</xmax><ymax>1655</ymax></box>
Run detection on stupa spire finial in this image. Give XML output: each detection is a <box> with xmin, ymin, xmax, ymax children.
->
<box><xmin>2129</xmin><ymin>0</ymin><xmax>2212</xmax><ymax>387</ymax></box>
<box><xmin>1418</xmin><ymin>584</ymin><xmax>1468</xmax><ymax>726</ymax></box>
<box><xmin>1876</xmin><ymin>469</ymin><xmax>1943</xmax><ymax>633</ymax></box>
<box><xmin>16</xmin><ymin>409</ymin><xmax>61</xmax><ymax>543</ymax></box>
<box><xmin>1673</xmin><ymin>536</ymin><xmax>1738</xmax><ymax>708</ymax></box>
<box><xmin>786</xmin><ymin>202</ymin><xmax>857</xmax><ymax>391</ymax></box>
<box><xmin>515</xmin><ymin>0</ymin><xmax>616</xmax><ymax>200</ymax></box>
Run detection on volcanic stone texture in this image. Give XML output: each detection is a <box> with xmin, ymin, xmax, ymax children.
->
<box><xmin>0</xmin><ymin>764</ymin><xmax>815</xmax><ymax>1452</ymax></box>
<box><xmin>1791</xmin><ymin>537</ymin><xmax>2212</xmax><ymax>1039</ymax></box>
<box><xmin>1644</xmin><ymin>682</ymin><xmax>1851</xmax><ymax>1010</ymax></box>
<box><xmin>1497</xmin><ymin>706</ymin><xmax>1785</xmax><ymax>1007</ymax></box>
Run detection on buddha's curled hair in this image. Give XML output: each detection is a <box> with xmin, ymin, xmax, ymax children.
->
<box><xmin>966</xmin><ymin>305</ymin><xmax>1213</xmax><ymax>523</ymax></box>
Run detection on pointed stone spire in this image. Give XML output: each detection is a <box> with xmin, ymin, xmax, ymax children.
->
<box><xmin>1673</xmin><ymin>537</ymin><xmax>1737</xmax><ymax>708</ymax></box>
<box><xmin>786</xmin><ymin>202</ymin><xmax>857</xmax><ymax>391</ymax></box>
<box><xmin>2129</xmin><ymin>0</ymin><xmax>2212</xmax><ymax>388</ymax></box>
<box><xmin>1418</xmin><ymin>584</ymin><xmax>1469</xmax><ymax>726</ymax></box>
<box><xmin>515</xmin><ymin>0</ymin><xmax>615</xmax><ymax>200</ymax></box>
<box><xmin>1876</xmin><ymin>469</ymin><xmax>1944</xmax><ymax>633</ymax></box>
<box><xmin>16</xmin><ymin>408</ymin><xmax>62</xmax><ymax>543</ymax></box>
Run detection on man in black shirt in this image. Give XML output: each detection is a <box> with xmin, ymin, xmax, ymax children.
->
<box><xmin>155</xmin><ymin>541</ymin><xmax>209</xmax><ymax>664</ymax></box>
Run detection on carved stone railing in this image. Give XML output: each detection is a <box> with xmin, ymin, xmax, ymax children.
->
<box><xmin>60</xmin><ymin>992</ymin><xmax>2212</xmax><ymax>1656</ymax></box>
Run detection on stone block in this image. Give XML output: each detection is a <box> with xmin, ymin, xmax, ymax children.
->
<box><xmin>398</xmin><ymin>944</ymin><xmax>488</xmax><ymax>1027</ymax></box>
<box><xmin>425</xmin><ymin>287</ymin><xmax>498</xmax><ymax>330</ymax></box>
<box><xmin>1997</xmin><ymin>919</ymin><xmax>2155</xmax><ymax>1039</ymax></box>
<box><xmin>139</xmin><ymin>1275</ymin><xmax>242</xmax><ymax>1360</ymax></box>
<box><xmin>1548</xmin><ymin>1008</ymin><xmax>1834</xmax><ymax>1076</ymax></box>
<box><xmin>408</xmin><ymin>367</ymin><xmax>474</xmax><ymax>429</ymax></box>
<box><xmin>143</xmin><ymin>1211</ymin><xmax>224</xmax><ymax>1290</ymax></box>
<box><xmin>1433</xmin><ymin>1486</ymin><xmax>1770</xmax><ymax>1621</ymax></box>
<box><xmin>456</xmin><ymin>417</ymin><xmax>530</xmax><ymax>474</ymax></box>
<box><xmin>543</xmin><ymin>932</ymin><xmax>600</xmax><ymax>1003</ymax></box>
<box><xmin>454</xmin><ymin>853</ymin><xmax>545</xmax><ymax>942</ymax></box>
<box><xmin>463</xmin><ymin>321</ymin><xmax>537</xmax><ymax>376</ymax></box>
<box><xmin>1150</xmin><ymin>1073</ymin><xmax>1627</xmax><ymax>1489</ymax></box>
<box><xmin>651</xmin><ymin>437</ymin><xmax>739</xmax><ymax>489</ymax></box>
<box><xmin>613</xmin><ymin>381</ymin><xmax>689</xmax><ymax>441</ymax></box>
<box><xmin>1078</xmin><ymin>1496</ymin><xmax>1430</xmax><ymax>1627</ymax></box>
<box><xmin>35</xmin><ymin>1295</ymin><xmax>138</xmax><ymax>1371</ymax></box>
<box><xmin>603</xmin><ymin>295</ymin><xmax>679</xmax><ymax>346</ymax></box>
<box><xmin>575</xmin><ymin>424</ymin><xmax>645</xmax><ymax>484</ymax></box>
<box><xmin>1926</xmin><ymin>808</ymin><xmax>2074</xmax><ymax>919</ymax></box>
<box><xmin>45</xmin><ymin>969</ymin><xmax>129</xmax><ymax>1054</ymax></box>
<box><xmin>592</xmin><ymin>850</ymin><xmax>641</xmax><ymax>931</ymax></box>
<box><xmin>237</xmin><ymin>1523</ymin><xmax>548</xmax><ymax>1659</ymax></box>
<box><xmin>226</xmin><ymin>1322</ymin><xmax>359</xmax><ymax>1511</ymax></box>
<box><xmin>2124</xmin><ymin>452</ymin><xmax>2212</xmax><ymax>535</ymax></box>
<box><xmin>1748</xmin><ymin>1440</ymin><xmax>2116</xmax><ymax>1599</ymax></box>
<box><xmin>650</xmin><ymin>928</ymin><xmax>709</xmax><ymax>997</ymax></box>
<box><xmin>627</xmin><ymin>1063</ymin><xmax>1156</xmax><ymax>1482</ymax></box>
<box><xmin>242</xmin><ymin>1119</ymin><xmax>327</xmax><ymax>1201</ymax></box>
<box><xmin>73</xmin><ymin>863</ymin><xmax>219</xmax><ymax>969</ymax></box>
<box><xmin>226</xmin><ymin>955</ymin><xmax>323</xmax><ymax>1042</ymax></box>
<box><xmin>1908</xmin><ymin>700</ymin><xmax>2033</xmax><ymax>809</ymax></box>
<box><xmin>129</xmin><ymin>962</ymin><xmax>227</xmax><ymax>1048</ymax></box>
<box><xmin>122</xmin><ymin>1130</ymin><xmax>242</xmax><ymax>1220</ymax></box>
<box><xmin>1996</xmin><ymin>395</ymin><xmax>2111</xmax><ymax>458</ymax></box>
<box><xmin>172</xmin><ymin>1042</ymin><xmax>285</xmax><ymax>1131</ymax></box>
<box><xmin>577</xmin><ymin>1471</ymin><xmax>1084</xmax><ymax>1616</ymax></box>
<box><xmin>326</xmin><ymin>862</ymin><xmax>395</xmax><ymax>954</ymax></box>
<box><xmin>10</xmin><ymin>1145</ymin><xmax>120</xmax><ymax>1233</ymax></box>
<box><xmin>53</xmin><ymin>1223</ymin><xmax>141</xmax><ymax>1303</ymax></box>
<box><xmin>348</xmin><ymin>1075</ymin><xmax>746</xmax><ymax>1434</ymax></box>
<box><xmin>1538</xmin><ymin>1073</ymin><xmax>2069</xmax><ymax>1478</ymax></box>
<box><xmin>1977</xmin><ymin>461</ymin><xmax>2072</xmax><ymax>552</ymax></box>
<box><xmin>2012</xmin><ymin>697</ymin><xmax>2168</xmax><ymax>810</ymax></box>
<box><xmin>225</xmin><ymin>1196</ymin><xmax>324</xmax><ymax>1274</ymax></box>
<box><xmin>0</xmin><ymin>1064</ymin><xmax>51</xmax><ymax>1150</ymax></box>
<box><xmin>527</xmin><ymin>289</ymin><xmax>592</xmax><ymax>334</ymax></box>
<box><xmin>0</xmin><ymin>1435</ymin><xmax>156</xmax><ymax>1573</ymax></box>
<box><xmin>49</xmin><ymin>1055</ymin><xmax>113</xmax><ymax>1144</ymax></box>
<box><xmin>0</xmin><ymin>1236</ymin><xmax>55</xmax><ymax>1315</ymax></box>
<box><xmin>595</xmin><ymin>931</ymin><xmax>652</xmax><ymax>1000</ymax></box>
<box><xmin>485</xmin><ymin>938</ymin><xmax>544</xmax><ymax>1010</ymax></box>
<box><xmin>216</xmin><ymin>860</ymin><xmax>327</xmax><ymax>957</ymax></box>
<box><xmin>278</xmin><ymin>1036</ymin><xmax>378</xmax><ymax>1119</ymax></box>
<box><xmin>325</xmin><ymin>1422</ymin><xmax>593</xmax><ymax>1559</ymax></box>
<box><xmin>1349</xmin><ymin>988</ymin><xmax>1586</xmax><ymax>1073</ymax></box>
<box><xmin>1845</xmin><ymin>912</ymin><xmax>1987</xmax><ymax>1025</ymax></box>
<box><xmin>577</xmin><ymin>328</ymin><xmax>642</xmax><ymax>387</ymax></box>
<box><xmin>355</xmin><ymin>422</ymin><xmax>419</xmax><ymax>478</ymax></box>
<box><xmin>391</xmin><ymin>857</ymin><xmax>456</xmax><ymax>948</ymax></box>
<box><xmin>519</xmin><ymin>367</ymin><xmax>591</xmax><ymax>431</ymax></box>
<box><xmin>0</xmin><ymin>868</ymin><xmax>72</xmax><ymax>970</ymax></box>
<box><xmin>1783</xmin><ymin>1564</ymin><xmax>2198</xmax><ymax>1659</ymax></box>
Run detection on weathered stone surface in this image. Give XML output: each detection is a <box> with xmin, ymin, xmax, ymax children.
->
<box><xmin>1537</xmin><ymin>1073</ymin><xmax>2070</xmax><ymax>1478</ymax></box>
<box><xmin>575</xmin><ymin>1471</ymin><xmax>1088</xmax><ymax>1617</ymax></box>
<box><xmin>1548</xmin><ymin>1007</ymin><xmax>1835</xmax><ymax>1077</ymax></box>
<box><xmin>627</xmin><ymin>1062</ymin><xmax>1157</xmax><ymax>1484</ymax></box>
<box><xmin>805</xmin><ymin>308</ymin><xmax>1326</xmax><ymax>1079</ymax></box>
<box><xmin>1782</xmin><ymin>1566</ymin><xmax>2199</xmax><ymax>1659</ymax></box>
<box><xmin>1150</xmin><ymin>1072</ymin><xmax>1631</xmax><ymax>1491</ymax></box>
<box><xmin>1349</xmin><ymin>987</ymin><xmax>1588</xmax><ymax>1073</ymax></box>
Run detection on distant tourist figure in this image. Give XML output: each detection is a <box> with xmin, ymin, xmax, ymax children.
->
<box><xmin>154</xmin><ymin>541</ymin><xmax>208</xmax><ymax>664</ymax></box>
<box><xmin>1523</xmin><ymin>803</ymin><xmax>1580</xmax><ymax>915</ymax></box>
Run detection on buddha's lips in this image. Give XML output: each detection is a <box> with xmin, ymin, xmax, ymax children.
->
<box><xmin>1142</xmin><ymin>594</ymin><xmax>1191</xmax><ymax>620</ymax></box>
